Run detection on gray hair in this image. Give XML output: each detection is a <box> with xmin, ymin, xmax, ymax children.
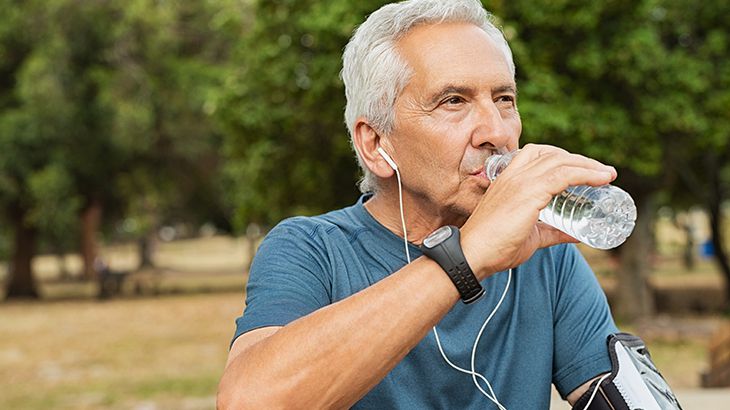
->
<box><xmin>341</xmin><ymin>0</ymin><xmax>515</xmax><ymax>193</ymax></box>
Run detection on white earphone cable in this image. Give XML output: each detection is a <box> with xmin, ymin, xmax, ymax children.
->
<box><xmin>582</xmin><ymin>372</ymin><xmax>611</xmax><ymax>410</ymax></box>
<box><xmin>469</xmin><ymin>268</ymin><xmax>511</xmax><ymax>409</ymax></box>
<box><xmin>391</xmin><ymin>162</ymin><xmax>508</xmax><ymax>410</ymax></box>
<box><xmin>393</xmin><ymin>167</ymin><xmax>411</xmax><ymax>263</ymax></box>
<box><xmin>433</xmin><ymin>326</ymin><xmax>506</xmax><ymax>410</ymax></box>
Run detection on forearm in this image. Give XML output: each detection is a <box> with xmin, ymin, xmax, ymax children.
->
<box><xmin>567</xmin><ymin>375</ymin><xmax>604</xmax><ymax>406</ymax></box>
<box><xmin>218</xmin><ymin>256</ymin><xmax>461</xmax><ymax>409</ymax></box>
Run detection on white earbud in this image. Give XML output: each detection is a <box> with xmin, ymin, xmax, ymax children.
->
<box><xmin>377</xmin><ymin>147</ymin><xmax>398</xmax><ymax>171</ymax></box>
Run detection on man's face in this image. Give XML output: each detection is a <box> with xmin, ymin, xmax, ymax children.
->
<box><xmin>388</xmin><ymin>22</ymin><xmax>521</xmax><ymax>218</ymax></box>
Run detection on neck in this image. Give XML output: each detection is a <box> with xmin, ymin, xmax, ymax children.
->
<box><xmin>364</xmin><ymin>185</ymin><xmax>468</xmax><ymax>245</ymax></box>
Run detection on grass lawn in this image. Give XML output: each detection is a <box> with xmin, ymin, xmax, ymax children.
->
<box><xmin>0</xmin><ymin>292</ymin><xmax>244</xmax><ymax>410</ymax></box>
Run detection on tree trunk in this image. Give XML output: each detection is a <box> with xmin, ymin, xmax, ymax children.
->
<box><xmin>245</xmin><ymin>223</ymin><xmax>263</xmax><ymax>272</ymax></box>
<box><xmin>54</xmin><ymin>241</ymin><xmax>71</xmax><ymax>280</ymax></box>
<box><xmin>137</xmin><ymin>232</ymin><xmax>156</xmax><ymax>270</ymax></box>
<box><xmin>5</xmin><ymin>207</ymin><xmax>39</xmax><ymax>299</ymax></box>
<box><xmin>81</xmin><ymin>198</ymin><xmax>103</xmax><ymax>280</ymax></box>
<box><xmin>707</xmin><ymin>154</ymin><xmax>730</xmax><ymax>310</ymax></box>
<box><xmin>680</xmin><ymin>217</ymin><xmax>696</xmax><ymax>271</ymax></box>
<box><xmin>613</xmin><ymin>185</ymin><xmax>656</xmax><ymax>322</ymax></box>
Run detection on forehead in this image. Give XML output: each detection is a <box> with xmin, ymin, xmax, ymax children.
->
<box><xmin>396</xmin><ymin>22</ymin><xmax>514</xmax><ymax>96</ymax></box>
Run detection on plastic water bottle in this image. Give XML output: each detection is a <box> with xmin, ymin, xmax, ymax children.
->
<box><xmin>485</xmin><ymin>151</ymin><xmax>637</xmax><ymax>250</ymax></box>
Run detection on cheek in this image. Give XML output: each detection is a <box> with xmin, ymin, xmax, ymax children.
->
<box><xmin>394</xmin><ymin>115</ymin><xmax>468</xmax><ymax>182</ymax></box>
<box><xmin>509</xmin><ymin>111</ymin><xmax>523</xmax><ymax>136</ymax></box>
<box><xmin>420</xmin><ymin>133</ymin><xmax>471</xmax><ymax>180</ymax></box>
<box><xmin>404</xmin><ymin>141</ymin><xmax>458</xmax><ymax>189</ymax></box>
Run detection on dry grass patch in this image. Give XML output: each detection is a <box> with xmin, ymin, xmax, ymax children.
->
<box><xmin>0</xmin><ymin>292</ymin><xmax>244</xmax><ymax>409</ymax></box>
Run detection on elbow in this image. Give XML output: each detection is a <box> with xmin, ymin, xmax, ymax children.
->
<box><xmin>216</xmin><ymin>374</ymin><xmax>239</xmax><ymax>410</ymax></box>
<box><xmin>217</xmin><ymin>371</ymin><xmax>288</xmax><ymax>410</ymax></box>
<box><xmin>217</xmin><ymin>371</ymin><xmax>256</xmax><ymax>409</ymax></box>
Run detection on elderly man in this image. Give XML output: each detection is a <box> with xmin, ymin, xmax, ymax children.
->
<box><xmin>218</xmin><ymin>1</ymin><xmax>676</xmax><ymax>409</ymax></box>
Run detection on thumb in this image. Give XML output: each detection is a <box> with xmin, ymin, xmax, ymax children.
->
<box><xmin>536</xmin><ymin>222</ymin><xmax>579</xmax><ymax>249</ymax></box>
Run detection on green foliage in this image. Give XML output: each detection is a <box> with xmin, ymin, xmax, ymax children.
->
<box><xmin>26</xmin><ymin>163</ymin><xmax>82</xmax><ymax>244</ymax></box>
<box><xmin>1</xmin><ymin>0</ymin><xmax>727</xmax><ymax>250</ymax></box>
<box><xmin>217</xmin><ymin>0</ymin><xmax>730</xmax><ymax>230</ymax></box>
<box><xmin>0</xmin><ymin>0</ymin><xmax>126</xmax><ymax>245</ymax></box>
<box><xmin>0</xmin><ymin>0</ymin><xmax>240</xmax><ymax>268</ymax></box>
<box><xmin>494</xmin><ymin>0</ymin><xmax>729</xmax><ymax>194</ymax></box>
<box><xmin>495</xmin><ymin>0</ymin><xmax>661</xmax><ymax>176</ymax></box>
<box><xmin>657</xmin><ymin>0</ymin><xmax>730</xmax><ymax>208</ymax></box>
<box><xmin>217</xmin><ymin>0</ymin><xmax>391</xmax><ymax>228</ymax></box>
<box><xmin>102</xmin><ymin>0</ymin><xmax>241</xmax><ymax>235</ymax></box>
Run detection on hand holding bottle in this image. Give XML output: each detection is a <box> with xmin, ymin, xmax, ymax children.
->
<box><xmin>486</xmin><ymin>150</ymin><xmax>636</xmax><ymax>250</ymax></box>
<box><xmin>460</xmin><ymin>144</ymin><xmax>619</xmax><ymax>278</ymax></box>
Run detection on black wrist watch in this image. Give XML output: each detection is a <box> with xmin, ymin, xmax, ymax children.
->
<box><xmin>420</xmin><ymin>225</ymin><xmax>484</xmax><ymax>304</ymax></box>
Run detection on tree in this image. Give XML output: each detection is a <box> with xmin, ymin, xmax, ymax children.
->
<box><xmin>104</xmin><ymin>0</ymin><xmax>242</xmax><ymax>268</ymax></box>
<box><xmin>0</xmin><ymin>0</ymin><xmax>65</xmax><ymax>298</ymax></box>
<box><xmin>216</xmin><ymin>0</ymin><xmax>391</xmax><ymax>229</ymax></box>
<box><xmin>1</xmin><ymin>0</ymin><xmax>239</xmax><ymax>299</ymax></box>
<box><xmin>658</xmin><ymin>0</ymin><xmax>730</xmax><ymax>308</ymax></box>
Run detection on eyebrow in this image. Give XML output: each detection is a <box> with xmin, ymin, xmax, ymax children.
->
<box><xmin>428</xmin><ymin>85</ymin><xmax>474</xmax><ymax>106</ymax></box>
<box><xmin>493</xmin><ymin>84</ymin><xmax>518</xmax><ymax>96</ymax></box>
<box><xmin>427</xmin><ymin>83</ymin><xmax>517</xmax><ymax>106</ymax></box>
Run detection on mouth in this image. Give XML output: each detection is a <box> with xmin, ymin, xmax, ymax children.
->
<box><xmin>466</xmin><ymin>150</ymin><xmax>504</xmax><ymax>182</ymax></box>
<box><xmin>468</xmin><ymin>167</ymin><xmax>488</xmax><ymax>180</ymax></box>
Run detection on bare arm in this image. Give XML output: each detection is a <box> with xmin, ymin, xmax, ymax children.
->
<box><xmin>567</xmin><ymin>375</ymin><xmax>605</xmax><ymax>406</ymax></box>
<box><xmin>217</xmin><ymin>145</ymin><xmax>617</xmax><ymax>409</ymax></box>
<box><xmin>217</xmin><ymin>255</ymin><xmax>460</xmax><ymax>409</ymax></box>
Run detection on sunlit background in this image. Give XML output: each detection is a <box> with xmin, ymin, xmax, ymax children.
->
<box><xmin>1</xmin><ymin>0</ymin><xmax>728</xmax><ymax>408</ymax></box>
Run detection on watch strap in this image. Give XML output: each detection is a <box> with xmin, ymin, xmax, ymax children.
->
<box><xmin>421</xmin><ymin>226</ymin><xmax>484</xmax><ymax>304</ymax></box>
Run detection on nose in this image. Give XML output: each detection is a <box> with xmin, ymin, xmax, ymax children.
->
<box><xmin>470</xmin><ymin>100</ymin><xmax>518</xmax><ymax>151</ymax></box>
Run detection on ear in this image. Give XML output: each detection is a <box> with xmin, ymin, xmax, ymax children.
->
<box><xmin>352</xmin><ymin>118</ymin><xmax>396</xmax><ymax>178</ymax></box>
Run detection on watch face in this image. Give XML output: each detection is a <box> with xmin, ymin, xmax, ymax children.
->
<box><xmin>423</xmin><ymin>226</ymin><xmax>453</xmax><ymax>248</ymax></box>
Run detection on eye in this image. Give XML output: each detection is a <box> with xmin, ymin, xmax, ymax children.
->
<box><xmin>496</xmin><ymin>95</ymin><xmax>515</xmax><ymax>104</ymax></box>
<box><xmin>441</xmin><ymin>95</ymin><xmax>465</xmax><ymax>106</ymax></box>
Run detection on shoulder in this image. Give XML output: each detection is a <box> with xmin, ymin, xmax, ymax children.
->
<box><xmin>521</xmin><ymin>243</ymin><xmax>597</xmax><ymax>302</ymax></box>
<box><xmin>264</xmin><ymin>203</ymin><xmax>366</xmax><ymax>247</ymax></box>
<box><xmin>267</xmin><ymin>216</ymin><xmax>328</xmax><ymax>241</ymax></box>
<box><xmin>526</xmin><ymin>243</ymin><xmax>584</xmax><ymax>273</ymax></box>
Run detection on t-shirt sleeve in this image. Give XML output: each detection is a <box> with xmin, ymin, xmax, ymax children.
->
<box><xmin>231</xmin><ymin>219</ymin><xmax>332</xmax><ymax>347</ymax></box>
<box><xmin>551</xmin><ymin>244</ymin><xmax>619</xmax><ymax>398</ymax></box>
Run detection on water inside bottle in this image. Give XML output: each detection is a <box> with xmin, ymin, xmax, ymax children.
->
<box><xmin>539</xmin><ymin>185</ymin><xmax>637</xmax><ymax>249</ymax></box>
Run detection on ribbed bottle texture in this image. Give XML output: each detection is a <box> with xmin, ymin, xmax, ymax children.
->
<box><xmin>485</xmin><ymin>151</ymin><xmax>637</xmax><ymax>250</ymax></box>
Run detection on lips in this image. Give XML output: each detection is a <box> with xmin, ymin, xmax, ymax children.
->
<box><xmin>465</xmin><ymin>152</ymin><xmax>497</xmax><ymax>179</ymax></box>
<box><xmin>469</xmin><ymin>167</ymin><xmax>487</xmax><ymax>180</ymax></box>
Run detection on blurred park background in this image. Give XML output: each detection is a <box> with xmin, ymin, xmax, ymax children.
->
<box><xmin>1</xmin><ymin>0</ymin><xmax>729</xmax><ymax>408</ymax></box>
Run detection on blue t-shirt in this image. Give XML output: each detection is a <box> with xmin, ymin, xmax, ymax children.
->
<box><xmin>233</xmin><ymin>195</ymin><xmax>618</xmax><ymax>409</ymax></box>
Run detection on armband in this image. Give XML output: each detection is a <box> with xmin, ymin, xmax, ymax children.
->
<box><xmin>572</xmin><ymin>333</ymin><xmax>683</xmax><ymax>410</ymax></box>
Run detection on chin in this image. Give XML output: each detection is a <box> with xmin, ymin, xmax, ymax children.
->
<box><xmin>449</xmin><ymin>195</ymin><xmax>480</xmax><ymax>220</ymax></box>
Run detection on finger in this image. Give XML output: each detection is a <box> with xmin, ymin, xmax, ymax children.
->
<box><xmin>494</xmin><ymin>159</ymin><xmax>616</xmax><ymax>200</ymax></box>
<box><xmin>490</xmin><ymin>165</ymin><xmax>615</xmax><ymax>209</ymax></box>
<box><xmin>538</xmin><ymin>165</ymin><xmax>616</xmax><ymax>193</ymax></box>
<box><xmin>505</xmin><ymin>144</ymin><xmax>566</xmax><ymax>168</ymax></box>
<box><xmin>522</xmin><ymin>150</ymin><xmax>615</xmax><ymax>178</ymax></box>
<box><xmin>508</xmin><ymin>144</ymin><xmax>616</xmax><ymax>177</ymax></box>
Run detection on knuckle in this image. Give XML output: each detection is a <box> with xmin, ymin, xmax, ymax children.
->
<box><xmin>546</xmin><ymin>167</ymin><xmax>570</xmax><ymax>190</ymax></box>
<box><xmin>545</xmin><ymin>169</ymin><xmax>561</xmax><ymax>186</ymax></box>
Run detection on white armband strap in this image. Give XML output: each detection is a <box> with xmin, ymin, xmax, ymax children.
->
<box><xmin>572</xmin><ymin>333</ymin><xmax>683</xmax><ymax>410</ymax></box>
